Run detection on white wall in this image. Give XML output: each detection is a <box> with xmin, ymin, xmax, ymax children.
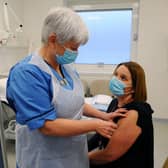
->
<box><xmin>153</xmin><ymin>119</ymin><xmax>168</xmax><ymax>168</ymax></box>
<box><xmin>0</xmin><ymin>0</ymin><xmax>27</xmax><ymax>75</ymax></box>
<box><xmin>0</xmin><ymin>0</ymin><xmax>65</xmax><ymax>75</ymax></box>
<box><xmin>0</xmin><ymin>0</ymin><xmax>4</xmax><ymax>30</ymax></box>
<box><xmin>0</xmin><ymin>0</ymin><xmax>24</xmax><ymax>30</ymax></box>
<box><xmin>137</xmin><ymin>1</ymin><xmax>168</xmax><ymax>166</ymax></box>
<box><xmin>137</xmin><ymin>0</ymin><xmax>168</xmax><ymax>119</ymax></box>
<box><xmin>23</xmin><ymin>0</ymin><xmax>64</xmax><ymax>50</ymax></box>
<box><xmin>67</xmin><ymin>0</ymin><xmax>137</xmax><ymax>6</ymax></box>
<box><xmin>0</xmin><ymin>46</ymin><xmax>28</xmax><ymax>75</ymax></box>
<box><xmin>0</xmin><ymin>0</ymin><xmax>25</xmax><ymax>45</ymax></box>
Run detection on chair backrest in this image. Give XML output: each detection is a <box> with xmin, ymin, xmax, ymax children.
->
<box><xmin>89</xmin><ymin>79</ymin><xmax>112</xmax><ymax>96</ymax></box>
<box><xmin>0</xmin><ymin>101</ymin><xmax>15</xmax><ymax>129</ymax></box>
<box><xmin>81</xmin><ymin>79</ymin><xmax>90</xmax><ymax>97</ymax></box>
<box><xmin>0</xmin><ymin>78</ymin><xmax>7</xmax><ymax>102</ymax></box>
<box><xmin>0</xmin><ymin>101</ymin><xmax>9</xmax><ymax>168</ymax></box>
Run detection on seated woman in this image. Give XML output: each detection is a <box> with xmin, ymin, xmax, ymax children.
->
<box><xmin>88</xmin><ymin>61</ymin><xmax>154</xmax><ymax>168</ymax></box>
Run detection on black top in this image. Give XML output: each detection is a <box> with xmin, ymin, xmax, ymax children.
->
<box><xmin>88</xmin><ymin>99</ymin><xmax>154</xmax><ymax>168</ymax></box>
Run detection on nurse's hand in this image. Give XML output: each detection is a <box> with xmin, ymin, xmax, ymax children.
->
<box><xmin>102</xmin><ymin>108</ymin><xmax>128</xmax><ymax>121</ymax></box>
<box><xmin>95</xmin><ymin>119</ymin><xmax>117</xmax><ymax>139</ymax></box>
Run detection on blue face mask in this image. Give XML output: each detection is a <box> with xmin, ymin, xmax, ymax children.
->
<box><xmin>56</xmin><ymin>48</ymin><xmax>78</xmax><ymax>64</ymax></box>
<box><xmin>109</xmin><ymin>76</ymin><xmax>126</xmax><ymax>96</ymax></box>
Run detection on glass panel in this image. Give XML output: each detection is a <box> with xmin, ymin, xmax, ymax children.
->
<box><xmin>76</xmin><ymin>9</ymin><xmax>132</xmax><ymax>64</ymax></box>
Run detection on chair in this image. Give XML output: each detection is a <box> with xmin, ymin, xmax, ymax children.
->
<box><xmin>81</xmin><ymin>79</ymin><xmax>90</xmax><ymax>97</ymax></box>
<box><xmin>89</xmin><ymin>79</ymin><xmax>112</xmax><ymax>96</ymax></box>
<box><xmin>0</xmin><ymin>101</ymin><xmax>15</xmax><ymax>140</ymax></box>
<box><xmin>0</xmin><ymin>78</ymin><xmax>7</xmax><ymax>102</ymax></box>
<box><xmin>0</xmin><ymin>77</ymin><xmax>16</xmax><ymax>140</ymax></box>
<box><xmin>0</xmin><ymin>101</ymin><xmax>9</xmax><ymax>168</ymax></box>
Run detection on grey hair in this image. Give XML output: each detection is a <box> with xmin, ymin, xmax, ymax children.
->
<box><xmin>41</xmin><ymin>7</ymin><xmax>89</xmax><ymax>45</ymax></box>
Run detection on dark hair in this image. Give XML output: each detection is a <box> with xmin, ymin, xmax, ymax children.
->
<box><xmin>115</xmin><ymin>61</ymin><xmax>147</xmax><ymax>102</ymax></box>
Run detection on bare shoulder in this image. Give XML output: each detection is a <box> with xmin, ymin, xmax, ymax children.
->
<box><xmin>118</xmin><ymin>109</ymin><xmax>139</xmax><ymax>126</ymax></box>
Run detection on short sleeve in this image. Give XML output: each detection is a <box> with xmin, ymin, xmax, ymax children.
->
<box><xmin>124</xmin><ymin>102</ymin><xmax>153</xmax><ymax>130</ymax></box>
<box><xmin>7</xmin><ymin>64</ymin><xmax>57</xmax><ymax>130</ymax></box>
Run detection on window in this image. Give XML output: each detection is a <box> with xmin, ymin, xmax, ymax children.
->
<box><xmin>76</xmin><ymin>9</ymin><xmax>132</xmax><ymax>64</ymax></box>
<box><xmin>72</xmin><ymin>3</ymin><xmax>139</xmax><ymax>74</ymax></box>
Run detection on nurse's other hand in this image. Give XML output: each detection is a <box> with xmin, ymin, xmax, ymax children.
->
<box><xmin>95</xmin><ymin>119</ymin><xmax>117</xmax><ymax>139</ymax></box>
<box><xmin>103</xmin><ymin>108</ymin><xmax>128</xmax><ymax>121</ymax></box>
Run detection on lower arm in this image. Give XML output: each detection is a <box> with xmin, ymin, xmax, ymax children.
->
<box><xmin>83</xmin><ymin>103</ymin><xmax>105</xmax><ymax>119</ymax></box>
<box><xmin>89</xmin><ymin>149</ymin><xmax>113</xmax><ymax>165</ymax></box>
<box><xmin>39</xmin><ymin>118</ymin><xmax>98</xmax><ymax>136</ymax></box>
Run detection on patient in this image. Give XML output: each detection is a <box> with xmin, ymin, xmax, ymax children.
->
<box><xmin>88</xmin><ymin>61</ymin><xmax>154</xmax><ymax>168</ymax></box>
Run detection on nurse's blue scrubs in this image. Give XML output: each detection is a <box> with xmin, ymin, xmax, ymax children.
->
<box><xmin>7</xmin><ymin>52</ymin><xmax>89</xmax><ymax>168</ymax></box>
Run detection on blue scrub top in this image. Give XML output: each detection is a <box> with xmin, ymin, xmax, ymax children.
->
<box><xmin>6</xmin><ymin>55</ymin><xmax>75</xmax><ymax>130</ymax></box>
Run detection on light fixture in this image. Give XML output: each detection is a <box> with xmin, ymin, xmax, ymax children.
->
<box><xmin>0</xmin><ymin>1</ymin><xmax>23</xmax><ymax>46</ymax></box>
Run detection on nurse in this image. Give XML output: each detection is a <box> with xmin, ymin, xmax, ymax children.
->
<box><xmin>6</xmin><ymin>7</ymin><xmax>126</xmax><ymax>168</ymax></box>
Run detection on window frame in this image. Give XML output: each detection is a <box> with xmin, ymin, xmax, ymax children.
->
<box><xmin>72</xmin><ymin>3</ymin><xmax>139</xmax><ymax>75</ymax></box>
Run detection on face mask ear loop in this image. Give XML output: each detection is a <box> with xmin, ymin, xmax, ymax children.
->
<box><xmin>63</xmin><ymin>46</ymin><xmax>78</xmax><ymax>54</ymax></box>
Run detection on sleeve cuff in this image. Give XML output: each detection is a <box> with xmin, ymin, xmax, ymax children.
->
<box><xmin>27</xmin><ymin>110</ymin><xmax>57</xmax><ymax>130</ymax></box>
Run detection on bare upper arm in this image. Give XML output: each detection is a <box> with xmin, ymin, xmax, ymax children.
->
<box><xmin>104</xmin><ymin>110</ymin><xmax>142</xmax><ymax>161</ymax></box>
